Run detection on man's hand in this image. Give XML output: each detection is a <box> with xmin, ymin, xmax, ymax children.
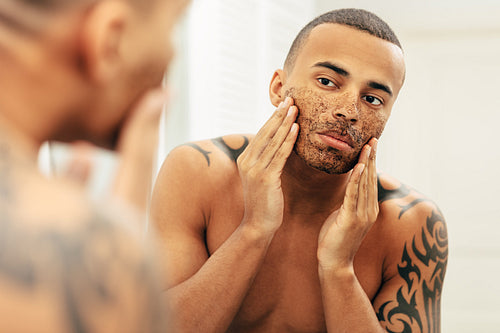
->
<box><xmin>237</xmin><ymin>97</ymin><xmax>298</xmax><ymax>236</ymax></box>
<box><xmin>317</xmin><ymin>138</ymin><xmax>379</xmax><ymax>271</ymax></box>
<box><xmin>112</xmin><ymin>88</ymin><xmax>168</xmax><ymax>212</ymax></box>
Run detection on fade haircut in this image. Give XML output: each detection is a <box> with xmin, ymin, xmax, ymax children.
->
<box><xmin>284</xmin><ymin>8</ymin><xmax>402</xmax><ymax>71</ymax></box>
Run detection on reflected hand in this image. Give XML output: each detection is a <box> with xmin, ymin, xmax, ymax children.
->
<box><xmin>237</xmin><ymin>97</ymin><xmax>299</xmax><ymax>236</ymax></box>
<box><xmin>112</xmin><ymin>88</ymin><xmax>168</xmax><ymax>212</ymax></box>
<box><xmin>317</xmin><ymin>138</ymin><xmax>379</xmax><ymax>271</ymax></box>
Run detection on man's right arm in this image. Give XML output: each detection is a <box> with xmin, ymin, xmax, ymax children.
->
<box><xmin>150</xmin><ymin>97</ymin><xmax>298</xmax><ymax>333</ymax></box>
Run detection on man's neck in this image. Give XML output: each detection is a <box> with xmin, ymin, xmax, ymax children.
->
<box><xmin>281</xmin><ymin>152</ymin><xmax>351</xmax><ymax>217</ymax></box>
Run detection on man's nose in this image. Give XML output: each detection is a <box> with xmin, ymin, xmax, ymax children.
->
<box><xmin>333</xmin><ymin>92</ymin><xmax>359</xmax><ymax>123</ymax></box>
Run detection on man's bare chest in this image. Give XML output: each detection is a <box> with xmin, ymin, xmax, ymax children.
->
<box><xmin>206</xmin><ymin>209</ymin><xmax>384</xmax><ymax>333</ymax></box>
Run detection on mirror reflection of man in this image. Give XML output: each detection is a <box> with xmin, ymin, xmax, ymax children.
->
<box><xmin>152</xmin><ymin>8</ymin><xmax>448</xmax><ymax>333</ymax></box>
<box><xmin>0</xmin><ymin>0</ymin><xmax>189</xmax><ymax>332</ymax></box>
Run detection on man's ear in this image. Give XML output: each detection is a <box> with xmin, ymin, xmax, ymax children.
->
<box><xmin>269</xmin><ymin>69</ymin><xmax>287</xmax><ymax>107</ymax></box>
<box><xmin>78</xmin><ymin>1</ymin><xmax>131</xmax><ymax>83</ymax></box>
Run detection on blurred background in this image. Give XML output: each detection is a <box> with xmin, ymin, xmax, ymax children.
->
<box><xmin>40</xmin><ymin>0</ymin><xmax>500</xmax><ymax>331</ymax></box>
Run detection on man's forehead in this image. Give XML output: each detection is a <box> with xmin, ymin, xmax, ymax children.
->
<box><xmin>301</xmin><ymin>23</ymin><xmax>402</xmax><ymax>63</ymax></box>
<box><xmin>294</xmin><ymin>23</ymin><xmax>406</xmax><ymax>90</ymax></box>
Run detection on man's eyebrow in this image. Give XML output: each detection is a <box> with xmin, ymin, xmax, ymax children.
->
<box><xmin>368</xmin><ymin>81</ymin><xmax>393</xmax><ymax>97</ymax></box>
<box><xmin>313</xmin><ymin>61</ymin><xmax>350</xmax><ymax>77</ymax></box>
<box><xmin>313</xmin><ymin>61</ymin><xmax>393</xmax><ymax>97</ymax></box>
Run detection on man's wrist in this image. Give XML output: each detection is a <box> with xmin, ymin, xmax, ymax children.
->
<box><xmin>318</xmin><ymin>260</ymin><xmax>356</xmax><ymax>281</ymax></box>
<box><xmin>239</xmin><ymin>219</ymin><xmax>277</xmax><ymax>246</ymax></box>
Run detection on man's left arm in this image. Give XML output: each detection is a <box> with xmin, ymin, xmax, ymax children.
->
<box><xmin>373</xmin><ymin>202</ymin><xmax>448</xmax><ymax>333</ymax></box>
<box><xmin>317</xmin><ymin>138</ymin><xmax>448</xmax><ymax>332</ymax></box>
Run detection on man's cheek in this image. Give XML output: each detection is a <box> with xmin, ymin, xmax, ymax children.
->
<box><xmin>362</xmin><ymin>114</ymin><xmax>387</xmax><ymax>140</ymax></box>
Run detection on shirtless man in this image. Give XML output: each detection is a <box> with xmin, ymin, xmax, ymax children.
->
<box><xmin>151</xmin><ymin>8</ymin><xmax>448</xmax><ymax>333</ymax></box>
<box><xmin>0</xmin><ymin>0</ymin><xmax>188</xmax><ymax>332</ymax></box>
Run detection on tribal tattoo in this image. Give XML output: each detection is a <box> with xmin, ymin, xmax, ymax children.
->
<box><xmin>376</xmin><ymin>179</ymin><xmax>448</xmax><ymax>333</ymax></box>
<box><xmin>378</xmin><ymin>178</ymin><xmax>432</xmax><ymax>219</ymax></box>
<box><xmin>185</xmin><ymin>143</ymin><xmax>212</xmax><ymax>166</ymax></box>
<box><xmin>0</xmin><ymin>143</ymin><xmax>165</xmax><ymax>333</ymax></box>
<box><xmin>184</xmin><ymin>136</ymin><xmax>249</xmax><ymax>166</ymax></box>
<box><xmin>211</xmin><ymin>136</ymin><xmax>249</xmax><ymax>162</ymax></box>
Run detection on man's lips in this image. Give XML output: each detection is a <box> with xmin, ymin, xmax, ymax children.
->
<box><xmin>317</xmin><ymin>131</ymin><xmax>355</xmax><ymax>151</ymax></box>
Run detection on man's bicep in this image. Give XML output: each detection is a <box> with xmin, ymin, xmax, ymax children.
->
<box><xmin>150</xmin><ymin>146</ymin><xmax>211</xmax><ymax>290</ymax></box>
<box><xmin>373</xmin><ymin>206</ymin><xmax>448</xmax><ymax>333</ymax></box>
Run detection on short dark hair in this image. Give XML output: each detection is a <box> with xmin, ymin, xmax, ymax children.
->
<box><xmin>284</xmin><ymin>8</ymin><xmax>402</xmax><ymax>71</ymax></box>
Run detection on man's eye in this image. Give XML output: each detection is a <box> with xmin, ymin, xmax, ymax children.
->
<box><xmin>362</xmin><ymin>95</ymin><xmax>382</xmax><ymax>106</ymax></box>
<box><xmin>318</xmin><ymin>78</ymin><xmax>335</xmax><ymax>87</ymax></box>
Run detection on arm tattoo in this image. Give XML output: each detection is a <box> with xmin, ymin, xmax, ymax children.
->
<box><xmin>0</xmin><ymin>143</ymin><xmax>165</xmax><ymax>332</ymax></box>
<box><xmin>183</xmin><ymin>135</ymin><xmax>249</xmax><ymax>166</ymax></box>
<box><xmin>376</xmin><ymin>178</ymin><xmax>448</xmax><ymax>333</ymax></box>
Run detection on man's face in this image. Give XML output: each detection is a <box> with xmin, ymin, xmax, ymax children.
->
<box><xmin>282</xmin><ymin>24</ymin><xmax>405</xmax><ymax>174</ymax></box>
<box><xmin>94</xmin><ymin>0</ymin><xmax>190</xmax><ymax>149</ymax></box>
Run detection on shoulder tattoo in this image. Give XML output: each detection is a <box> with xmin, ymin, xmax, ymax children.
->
<box><xmin>378</xmin><ymin>175</ymin><xmax>432</xmax><ymax>219</ymax></box>
<box><xmin>183</xmin><ymin>135</ymin><xmax>249</xmax><ymax>166</ymax></box>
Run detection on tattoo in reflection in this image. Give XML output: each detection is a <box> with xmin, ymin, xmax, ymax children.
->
<box><xmin>185</xmin><ymin>143</ymin><xmax>212</xmax><ymax>166</ymax></box>
<box><xmin>377</xmin><ymin>179</ymin><xmax>448</xmax><ymax>333</ymax></box>
<box><xmin>184</xmin><ymin>136</ymin><xmax>249</xmax><ymax>166</ymax></box>
<box><xmin>211</xmin><ymin>136</ymin><xmax>249</xmax><ymax>162</ymax></box>
<box><xmin>378</xmin><ymin>177</ymin><xmax>432</xmax><ymax>218</ymax></box>
<box><xmin>0</xmin><ymin>143</ymin><xmax>164</xmax><ymax>332</ymax></box>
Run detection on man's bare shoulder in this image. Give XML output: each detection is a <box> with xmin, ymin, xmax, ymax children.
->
<box><xmin>0</xmin><ymin>142</ymin><xmax>93</xmax><ymax>230</ymax></box>
<box><xmin>375</xmin><ymin>172</ymin><xmax>448</xmax><ymax>277</ymax></box>
<box><xmin>152</xmin><ymin>134</ymin><xmax>253</xmax><ymax>229</ymax></box>
<box><xmin>180</xmin><ymin>134</ymin><xmax>253</xmax><ymax>166</ymax></box>
<box><xmin>0</xmin><ymin>161</ymin><xmax>164</xmax><ymax>332</ymax></box>
<box><xmin>377</xmin><ymin>171</ymin><xmax>444</xmax><ymax>225</ymax></box>
<box><xmin>164</xmin><ymin>134</ymin><xmax>254</xmax><ymax>181</ymax></box>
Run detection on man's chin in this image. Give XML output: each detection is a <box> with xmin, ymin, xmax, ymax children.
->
<box><xmin>294</xmin><ymin>145</ymin><xmax>358</xmax><ymax>175</ymax></box>
<box><xmin>305</xmin><ymin>159</ymin><xmax>355</xmax><ymax>175</ymax></box>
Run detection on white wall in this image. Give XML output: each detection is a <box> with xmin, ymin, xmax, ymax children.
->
<box><xmin>159</xmin><ymin>0</ymin><xmax>316</xmax><ymax>166</ymax></box>
<box><xmin>315</xmin><ymin>1</ymin><xmax>500</xmax><ymax>331</ymax></box>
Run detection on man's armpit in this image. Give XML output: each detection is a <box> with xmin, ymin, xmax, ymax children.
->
<box><xmin>375</xmin><ymin>208</ymin><xmax>448</xmax><ymax>333</ymax></box>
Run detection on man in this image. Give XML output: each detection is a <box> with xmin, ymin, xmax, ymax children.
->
<box><xmin>0</xmin><ymin>0</ymin><xmax>188</xmax><ymax>332</ymax></box>
<box><xmin>151</xmin><ymin>8</ymin><xmax>448</xmax><ymax>333</ymax></box>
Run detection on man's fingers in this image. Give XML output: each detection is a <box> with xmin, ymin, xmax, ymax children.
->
<box><xmin>241</xmin><ymin>97</ymin><xmax>293</xmax><ymax>162</ymax></box>
<box><xmin>113</xmin><ymin>88</ymin><xmax>167</xmax><ymax>211</ymax></box>
<box><xmin>367</xmin><ymin>138</ymin><xmax>379</xmax><ymax>221</ymax></box>
<box><xmin>267</xmin><ymin>122</ymin><xmax>299</xmax><ymax>171</ymax></box>
<box><xmin>116</xmin><ymin>88</ymin><xmax>167</xmax><ymax>155</ymax></box>
<box><xmin>126</xmin><ymin>88</ymin><xmax>167</xmax><ymax>125</ymax></box>
<box><xmin>62</xmin><ymin>142</ymin><xmax>94</xmax><ymax>186</ymax></box>
<box><xmin>256</xmin><ymin>105</ymin><xmax>298</xmax><ymax>168</ymax></box>
<box><xmin>343</xmin><ymin>160</ymin><xmax>365</xmax><ymax>213</ymax></box>
<box><xmin>356</xmin><ymin>145</ymin><xmax>371</xmax><ymax>219</ymax></box>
